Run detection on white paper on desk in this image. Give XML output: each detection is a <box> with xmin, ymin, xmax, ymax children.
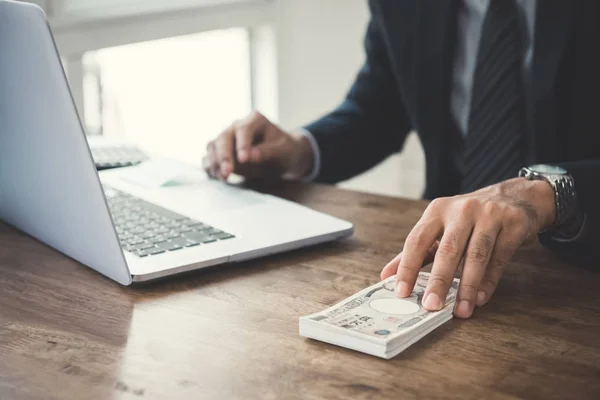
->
<box><xmin>118</xmin><ymin>157</ymin><xmax>205</xmax><ymax>188</ymax></box>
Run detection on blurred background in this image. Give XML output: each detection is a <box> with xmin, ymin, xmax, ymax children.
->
<box><xmin>26</xmin><ymin>0</ymin><xmax>425</xmax><ymax>198</ymax></box>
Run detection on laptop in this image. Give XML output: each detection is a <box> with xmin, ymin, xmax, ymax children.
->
<box><xmin>0</xmin><ymin>1</ymin><xmax>353</xmax><ymax>285</ymax></box>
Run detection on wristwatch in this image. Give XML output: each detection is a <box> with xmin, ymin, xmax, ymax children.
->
<box><xmin>518</xmin><ymin>164</ymin><xmax>578</xmax><ymax>229</ymax></box>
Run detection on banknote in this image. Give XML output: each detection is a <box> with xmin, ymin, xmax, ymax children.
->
<box><xmin>302</xmin><ymin>272</ymin><xmax>459</xmax><ymax>341</ymax></box>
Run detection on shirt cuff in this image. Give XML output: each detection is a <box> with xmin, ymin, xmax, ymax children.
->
<box><xmin>295</xmin><ymin>128</ymin><xmax>321</xmax><ymax>182</ymax></box>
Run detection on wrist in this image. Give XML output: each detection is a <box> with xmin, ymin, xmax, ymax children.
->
<box><xmin>523</xmin><ymin>178</ymin><xmax>556</xmax><ymax>231</ymax></box>
<box><xmin>288</xmin><ymin>133</ymin><xmax>315</xmax><ymax>179</ymax></box>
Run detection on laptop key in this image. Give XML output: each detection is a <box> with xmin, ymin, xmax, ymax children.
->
<box><xmin>157</xmin><ymin>242</ymin><xmax>183</xmax><ymax>252</ymax></box>
<box><xmin>140</xmin><ymin>231</ymin><xmax>157</xmax><ymax>239</ymax></box>
<box><xmin>132</xmin><ymin>242</ymin><xmax>155</xmax><ymax>251</ymax></box>
<box><xmin>184</xmin><ymin>232</ymin><xmax>216</xmax><ymax>243</ymax></box>
<box><xmin>134</xmin><ymin>247</ymin><xmax>160</xmax><ymax>257</ymax></box>
<box><xmin>131</xmin><ymin>227</ymin><xmax>146</xmax><ymax>234</ymax></box>
<box><xmin>213</xmin><ymin>233</ymin><xmax>235</xmax><ymax>240</ymax></box>
<box><xmin>134</xmin><ymin>200</ymin><xmax>187</xmax><ymax>221</ymax></box>
<box><xmin>146</xmin><ymin>247</ymin><xmax>166</xmax><ymax>256</ymax></box>
<box><xmin>152</xmin><ymin>235</ymin><xmax>168</xmax><ymax>244</ymax></box>
<box><xmin>187</xmin><ymin>221</ymin><xmax>206</xmax><ymax>228</ymax></box>
<box><xmin>156</xmin><ymin>226</ymin><xmax>170</xmax><ymax>234</ymax></box>
<box><xmin>126</xmin><ymin>237</ymin><xmax>144</xmax><ymax>245</ymax></box>
<box><xmin>168</xmin><ymin>237</ymin><xmax>200</xmax><ymax>248</ymax></box>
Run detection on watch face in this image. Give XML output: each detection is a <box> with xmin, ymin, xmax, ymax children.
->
<box><xmin>529</xmin><ymin>164</ymin><xmax>567</xmax><ymax>175</ymax></box>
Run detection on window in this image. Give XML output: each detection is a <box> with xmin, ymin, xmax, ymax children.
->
<box><xmin>45</xmin><ymin>0</ymin><xmax>277</xmax><ymax>165</ymax></box>
<box><xmin>82</xmin><ymin>28</ymin><xmax>252</xmax><ymax>165</ymax></box>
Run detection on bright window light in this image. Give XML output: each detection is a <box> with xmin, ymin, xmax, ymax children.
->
<box><xmin>83</xmin><ymin>28</ymin><xmax>252</xmax><ymax>165</ymax></box>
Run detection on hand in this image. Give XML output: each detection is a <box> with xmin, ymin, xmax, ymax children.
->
<box><xmin>203</xmin><ymin>111</ymin><xmax>314</xmax><ymax>181</ymax></box>
<box><xmin>380</xmin><ymin>178</ymin><xmax>556</xmax><ymax>319</ymax></box>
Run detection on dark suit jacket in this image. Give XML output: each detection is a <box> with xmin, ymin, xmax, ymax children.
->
<box><xmin>305</xmin><ymin>0</ymin><xmax>600</xmax><ymax>264</ymax></box>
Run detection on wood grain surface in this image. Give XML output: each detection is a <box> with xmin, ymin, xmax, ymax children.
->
<box><xmin>1</xmin><ymin>182</ymin><xmax>599</xmax><ymax>400</ymax></box>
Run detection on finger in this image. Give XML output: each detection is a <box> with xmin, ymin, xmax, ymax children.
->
<box><xmin>476</xmin><ymin>229</ymin><xmax>520</xmax><ymax>306</ymax></box>
<box><xmin>214</xmin><ymin>126</ymin><xmax>237</xmax><ymax>179</ymax></box>
<box><xmin>381</xmin><ymin>253</ymin><xmax>402</xmax><ymax>280</ymax></box>
<box><xmin>395</xmin><ymin>217</ymin><xmax>443</xmax><ymax>298</ymax></box>
<box><xmin>205</xmin><ymin>141</ymin><xmax>220</xmax><ymax>179</ymax></box>
<box><xmin>235</xmin><ymin>111</ymin><xmax>268</xmax><ymax>163</ymax></box>
<box><xmin>380</xmin><ymin>241</ymin><xmax>439</xmax><ymax>280</ymax></box>
<box><xmin>454</xmin><ymin>223</ymin><xmax>500</xmax><ymax>318</ymax></box>
<box><xmin>423</xmin><ymin>221</ymin><xmax>473</xmax><ymax>312</ymax></box>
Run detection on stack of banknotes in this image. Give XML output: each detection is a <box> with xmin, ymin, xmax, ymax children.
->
<box><xmin>299</xmin><ymin>272</ymin><xmax>459</xmax><ymax>359</ymax></box>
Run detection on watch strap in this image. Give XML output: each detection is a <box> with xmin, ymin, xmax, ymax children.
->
<box><xmin>552</xmin><ymin>174</ymin><xmax>577</xmax><ymax>227</ymax></box>
<box><xmin>518</xmin><ymin>167</ymin><xmax>578</xmax><ymax>229</ymax></box>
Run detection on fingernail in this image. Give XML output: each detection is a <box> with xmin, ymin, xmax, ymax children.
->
<box><xmin>423</xmin><ymin>293</ymin><xmax>442</xmax><ymax>310</ymax></box>
<box><xmin>456</xmin><ymin>300</ymin><xmax>474</xmax><ymax>318</ymax></box>
<box><xmin>476</xmin><ymin>291</ymin><xmax>487</xmax><ymax>306</ymax></box>
<box><xmin>395</xmin><ymin>282</ymin><xmax>411</xmax><ymax>297</ymax></box>
<box><xmin>250</xmin><ymin>148</ymin><xmax>261</xmax><ymax>162</ymax></box>
<box><xmin>238</xmin><ymin>149</ymin><xmax>248</xmax><ymax>163</ymax></box>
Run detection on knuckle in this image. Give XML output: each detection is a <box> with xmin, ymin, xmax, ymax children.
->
<box><xmin>428</xmin><ymin>274</ymin><xmax>450</xmax><ymax>289</ymax></box>
<box><xmin>458</xmin><ymin>283</ymin><xmax>479</xmax><ymax>299</ymax></box>
<box><xmin>458</xmin><ymin>198</ymin><xmax>478</xmax><ymax>216</ymax></box>
<box><xmin>397</xmin><ymin>262</ymin><xmax>420</xmax><ymax>274</ymax></box>
<box><xmin>466</xmin><ymin>246</ymin><xmax>489</xmax><ymax>264</ymax></box>
<box><xmin>405</xmin><ymin>228</ymin><xmax>427</xmax><ymax>250</ymax></box>
<box><xmin>481</xmin><ymin>276</ymin><xmax>500</xmax><ymax>290</ymax></box>
<box><xmin>438</xmin><ymin>236</ymin><xmax>461</xmax><ymax>260</ymax></box>
<box><xmin>467</xmin><ymin>235</ymin><xmax>494</xmax><ymax>264</ymax></box>
<box><xmin>483</xmin><ymin>201</ymin><xmax>500</xmax><ymax>216</ymax></box>
<box><xmin>427</xmin><ymin>197</ymin><xmax>448</xmax><ymax>213</ymax></box>
<box><xmin>250</xmin><ymin>110</ymin><xmax>265</xmax><ymax>122</ymax></box>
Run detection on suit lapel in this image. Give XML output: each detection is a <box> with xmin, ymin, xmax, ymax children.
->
<box><xmin>531</xmin><ymin>0</ymin><xmax>575</xmax><ymax>162</ymax></box>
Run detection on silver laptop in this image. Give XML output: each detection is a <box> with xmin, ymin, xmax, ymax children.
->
<box><xmin>0</xmin><ymin>0</ymin><xmax>353</xmax><ymax>285</ymax></box>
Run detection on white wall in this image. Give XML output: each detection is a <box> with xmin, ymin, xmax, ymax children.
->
<box><xmin>275</xmin><ymin>0</ymin><xmax>425</xmax><ymax>199</ymax></box>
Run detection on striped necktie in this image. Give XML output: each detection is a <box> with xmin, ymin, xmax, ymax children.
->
<box><xmin>461</xmin><ymin>0</ymin><xmax>527</xmax><ymax>193</ymax></box>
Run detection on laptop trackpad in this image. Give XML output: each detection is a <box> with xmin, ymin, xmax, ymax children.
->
<box><xmin>166</xmin><ymin>181</ymin><xmax>265</xmax><ymax>212</ymax></box>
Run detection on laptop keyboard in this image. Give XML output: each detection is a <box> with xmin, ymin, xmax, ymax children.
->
<box><xmin>103</xmin><ymin>186</ymin><xmax>235</xmax><ymax>258</ymax></box>
<box><xmin>92</xmin><ymin>145</ymin><xmax>148</xmax><ymax>170</ymax></box>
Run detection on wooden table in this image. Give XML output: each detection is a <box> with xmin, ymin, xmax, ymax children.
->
<box><xmin>1</xmin><ymin>182</ymin><xmax>599</xmax><ymax>400</ymax></box>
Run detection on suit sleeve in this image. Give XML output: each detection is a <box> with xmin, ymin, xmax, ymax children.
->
<box><xmin>539</xmin><ymin>159</ymin><xmax>600</xmax><ymax>266</ymax></box>
<box><xmin>304</xmin><ymin>4</ymin><xmax>412</xmax><ymax>184</ymax></box>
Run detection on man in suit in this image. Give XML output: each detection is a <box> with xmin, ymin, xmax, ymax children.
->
<box><xmin>204</xmin><ymin>0</ymin><xmax>600</xmax><ymax>318</ymax></box>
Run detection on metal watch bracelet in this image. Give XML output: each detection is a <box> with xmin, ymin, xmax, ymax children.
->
<box><xmin>518</xmin><ymin>169</ymin><xmax>577</xmax><ymax>229</ymax></box>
